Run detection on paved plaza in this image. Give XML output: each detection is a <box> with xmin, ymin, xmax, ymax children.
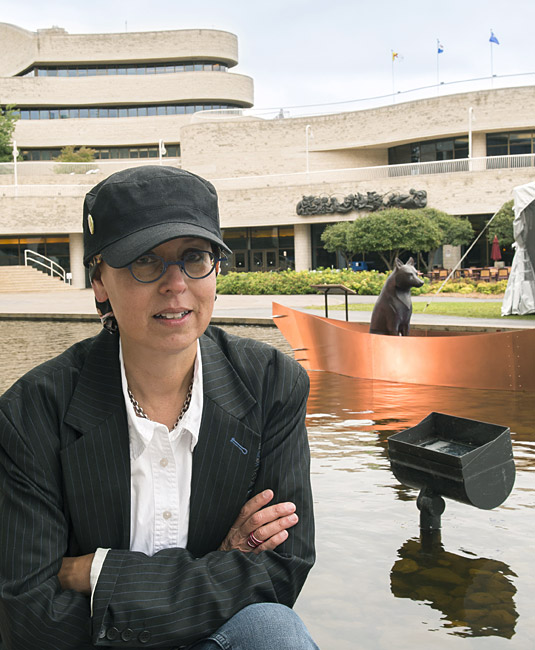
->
<box><xmin>0</xmin><ymin>289</ymin><xmax>532</xmax><ymax>331</ymax></box>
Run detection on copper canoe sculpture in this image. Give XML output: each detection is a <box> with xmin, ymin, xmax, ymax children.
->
<box><xmin>272</xmin><ymin>302</ymin><xmax>535</xmax><ymax>391</ymax></box>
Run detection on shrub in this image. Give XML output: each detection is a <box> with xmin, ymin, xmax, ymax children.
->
<box><xmin>216</xmin><ymin>269</ymin><xmax>508</xmax><ymax>296</ymax></box>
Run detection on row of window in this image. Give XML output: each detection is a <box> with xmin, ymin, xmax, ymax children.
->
<box><xmin>21</xmin><ymin>144</ymin><xmax>181</xmax><ymax>161</ymax></box>
<box><xmin>20</xmin><ymin>61</ymin><xmax>228</xmax><ymax>77</ymax></box>
<box><xmin>487</xmin><ymin>132</ymin><xmax>535</xmax><ymax>156</ymax></box>
<box><xmin>389</xmin><ymin>137</ymin><xmax>469</xmax><ymax>165</ymax></box>
<box><xmin>389</xmin><ymin>132</ymin><xmax>535</xmax><ymax>165</ymax></box>
<box><xmin>16</xmin><ymin>103</ymin><xmax>238</xmax><ymax>120</ymax></box>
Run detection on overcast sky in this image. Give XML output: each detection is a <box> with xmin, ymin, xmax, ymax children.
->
<box><xmin>2</xmin><ymin>0</ymin><xmax>534</xmax><ymax>114</ymax></box>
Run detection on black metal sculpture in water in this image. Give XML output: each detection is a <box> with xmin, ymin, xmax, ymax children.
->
<box><xmin>388</xmin><ymin>412</ymin><xmax>516</xmax><ymax>531</ymax></box>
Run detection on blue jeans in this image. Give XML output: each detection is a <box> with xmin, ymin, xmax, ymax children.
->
<box><xmin>188</xmin><ymin>603</ymin><xmax>319</xmax><ymax>650</ymax></box>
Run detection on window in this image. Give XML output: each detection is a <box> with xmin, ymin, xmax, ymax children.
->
<box><xmin>487</xmin><ymin>132</ymin><xmax>535</xmax><ymax>156</ymax></box>
<box><xmin>12</xmin><ymin>103</ymin><xmax>240</xmax><ymax>120</ymax></box>
<box><xmin>389</xmin><ymin>137</ymin><xmax>469</xmax><ymax>165</ymax></box>
<box><xmin>18</xmin><ymin>60</ymin><xmax>229</xmax><ymax>77</ymax></box>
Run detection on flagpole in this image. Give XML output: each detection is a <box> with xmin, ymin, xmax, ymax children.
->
<box><xmin>490</xmin><ymin>38</ymin><xmax>494</xmax><ymax>86</ymax></box>
<box><xmin>436</xmin><ymin>39</ymin><xmax>440</xmax><ymax>95</ymax></box>
<box><xmin>489</xmin><ymin>29</ymin><xmax>499</xmax><ymax>87</ymax></box>
<box><xmin>391</xmin><ymin>50</ymin><xmax>395</xmax><ymax>102</ymax></box>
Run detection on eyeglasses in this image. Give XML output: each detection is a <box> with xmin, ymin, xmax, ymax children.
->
<box><xmin>127</xmin><ymin>250</ymin><xmax>224</xmax><ymax>283</ymax></box>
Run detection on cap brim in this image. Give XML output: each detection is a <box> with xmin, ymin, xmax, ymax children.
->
<box><xmin>100</xmin><ymin>222</ymin><xmax>232</xmax><ymax>267</ymax></box>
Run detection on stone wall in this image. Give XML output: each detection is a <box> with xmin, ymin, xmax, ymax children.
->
<box><xmin>0</xmin><ymin>23</ymin><xmax>239</xmax><ymax>76</ymax></box>
<box><xmin>2</xmin><ymin>166</ymin><xmax>529</xmax><ymax>237</ymax></box>
<box><xmin>2</xmin><ymin>72</ymin><xmax>254</xmax><ymax>111</ymax></box>
<box><xmin>181</xmin><ymin>87</ymin><xmax>535</xmax><ymax>177</ymax></box>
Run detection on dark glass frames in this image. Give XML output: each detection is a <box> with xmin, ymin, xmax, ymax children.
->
<box><xmin>128</xmin><ymin>250</ymin><xmax>224</xmax><ymax>283</ymax></box>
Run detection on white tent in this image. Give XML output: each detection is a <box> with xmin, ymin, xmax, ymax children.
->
<box><xmin>501</xmin><ymin>181</ymin><xmax>535</xmax><ymax>316</ymax></box>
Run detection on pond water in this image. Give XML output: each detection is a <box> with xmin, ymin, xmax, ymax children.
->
<box><xmin>1</xmin><ymin>321</ymin><xmax>534</xmax><ymax>650</ymax></box>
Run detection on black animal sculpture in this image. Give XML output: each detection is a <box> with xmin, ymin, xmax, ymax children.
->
<box><xmin>369</xmin><ymin>257</ymin><xmax>424</xmax><ymax>336</ymax></box>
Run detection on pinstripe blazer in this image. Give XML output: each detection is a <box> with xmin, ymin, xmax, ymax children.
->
<box><xmin>0</xmin><ymin>326</ymin><xmax>314</xmax><ymax>649</ymax></box>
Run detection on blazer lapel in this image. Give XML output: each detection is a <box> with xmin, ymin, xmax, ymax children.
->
<box><xmin>62</xmin><ymin>331</ymin><xmax>131</xmax><ymax>553</ymax></box>
<box><xmin>187</xmin><ymin>333</ymin><xmax>260</xmax><ymax>557</ymax></box>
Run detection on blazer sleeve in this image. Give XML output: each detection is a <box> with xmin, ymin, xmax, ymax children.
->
<box><xmin>0</xmin><ymin>405</ymin><xmax>93</xmax><ymax>650</ymax></box>
<box><xmin>90</xmin><ymin>357</ymin><xmax>315</xmax><ymax>648</ymax></box>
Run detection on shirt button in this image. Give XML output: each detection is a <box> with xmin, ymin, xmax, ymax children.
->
<box><xmin>163</xmin><ymin>510</ymin><xmax>172</xmax><ymax>520</ymax></box>
<box><xmin>160</xmin><ymin>457</ymin><xmax>169</xmax><ymax>467</ymax></box>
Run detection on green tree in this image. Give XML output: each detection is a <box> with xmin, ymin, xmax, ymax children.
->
<box><xmin>54</xmin><ymin>145</ymin><xmax>96</xmax><ymax>162</ymax></box>
<box><xmin>0</xmin><ymin>105</ymin><xmax>20</xmax><ymax>162</ymax></box>
<box><xmin>487</xmin><ymin>200</ymin><xmax>514</xmax><ymax>248</ymax></box>
<box><xmin>348</xmin><ymin>208</ymin><xmax>442</xmax><ymax>270</ymax></box>
<box><xmin>418</xmin><ymin>207</ymin><xmax>474</xmax><ymax>272</ymax></box>
<box><xmin>320</xmin><ymin>221</ymin><xmax>357</xmax><ymax>267</ymax></box>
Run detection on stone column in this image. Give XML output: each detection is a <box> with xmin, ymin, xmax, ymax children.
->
<box><xmin>293</xmin><ymin>223</ymin><xmax>312</xmax><ymax>271</ymax></box>
<box><xmin>442</xmin><ymin>244</ymin><xmax>461</xmax><ymax>271</ymax></box>
<box><xmin>69</xmin><ymin>233</ymin><xmax>86</xmax><ymax>288</ymax></box>
<box><xmin>472</xmin><ymin>132</ymin><xmax>487</xmax><ymax>158</ymax></box>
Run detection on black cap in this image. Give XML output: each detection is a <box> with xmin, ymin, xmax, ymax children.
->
<box><xmin>83</xmin><ymin>166</ymin><xmax>231</xmax><ymax>268</ymax></box>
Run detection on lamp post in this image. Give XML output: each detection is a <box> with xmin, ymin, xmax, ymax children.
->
<box><xmin>305</xmin><ymin>125</ymin><xmax>313</xmax><ymax>176</ymax></box>
<box><xmin>468</xmin><ymin>107</ymin><xmax>474</xmax><ymax>171</ymax></box>
<box><xmin>12</xmin><ymin>140</ymin><xmax>19</xmax><ymax>194</ymax></box>
<box><xmin>158</xmin><ymin>139</ymin><xmax>166</xmax><ymax>165</ymax></box>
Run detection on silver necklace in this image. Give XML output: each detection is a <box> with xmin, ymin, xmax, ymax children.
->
<box><xmin>128</xmin><ymin>380</ymin><xmax>194</xmax><ymax>430</ymax></box>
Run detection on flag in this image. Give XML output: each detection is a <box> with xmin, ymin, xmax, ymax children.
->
<box><xmin>489</xmin><ymin>30</ymin><xmax>500</xmax><ymax>45</ymax></box>
<box><xmin>392</xmin><ymin>51</ymin><xmax>399</xmax><ymax>61</ymax></box>
<box><xmin>158</xmin><ymin>139</ymin><xmax>166</xmax><ymax>156</ymax></box>
<box><xmin>437</xmin><ymin>40</ymin><xmax>444</xmax><ymax>54</ymax></box>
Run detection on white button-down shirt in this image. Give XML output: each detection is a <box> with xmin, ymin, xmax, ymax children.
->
<box><xmin>90</xmin><ymin>340</ymin><xmax>203</xmax><ymax>602</ymax></box>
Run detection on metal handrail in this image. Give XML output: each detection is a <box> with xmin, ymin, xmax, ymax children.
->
<box><xmin>24</xmin><ymin>249</ymin><xmax>69</xmax><ymax>283</ymax></box>
<box><xmin>0</xmin><ymin>153</ymin><xmax>534</xmax><ymax>191</ymax></box>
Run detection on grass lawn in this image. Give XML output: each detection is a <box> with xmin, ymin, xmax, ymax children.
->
<box><xmin>319</xmin><ymin>301</ymin><xmax>535</xmax><ymax>320</ymax></box>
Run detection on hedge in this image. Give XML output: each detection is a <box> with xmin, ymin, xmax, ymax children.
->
<box><xmin>216</xmin><ymin>269</ymin><xmax>508</xmax><ymax>296</ymax></box>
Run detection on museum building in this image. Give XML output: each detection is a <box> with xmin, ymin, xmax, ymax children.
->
<box><xmin>1</xmin><ymin>21</ymin><xmax>535</xmax><ymax>287</ymax></box>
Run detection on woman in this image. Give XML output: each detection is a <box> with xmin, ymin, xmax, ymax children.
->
<box><xmin>0</xmin><ymin>166</ymin><xmax>317</xmax><ymax>649</ymax></box>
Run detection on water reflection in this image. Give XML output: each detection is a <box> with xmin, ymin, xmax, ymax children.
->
<box><xmin>304</xmin><ymin>369</ymin><xmax>534</xmax><ymax>647</ymax></box>
<box><xmin>391</xmin><ymin>535</ymin><xmax>518</xmax><ymax>639</ymax></box>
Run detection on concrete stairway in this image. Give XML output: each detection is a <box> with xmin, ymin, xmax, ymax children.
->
<box><xmin>0</xmin><ymin>265</ymin><xmax>78</xmax><ymax>292</ymax></box>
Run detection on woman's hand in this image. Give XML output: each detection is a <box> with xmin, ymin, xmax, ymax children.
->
<box><xmin>57</xmin><ymin>554</ymin><xmax>94</xmax><ymax>594</ymax></box>
<box><xmin>219</xmin><ymin>489</ymin><xmax>298</xmax><ymax>554</ymax></box>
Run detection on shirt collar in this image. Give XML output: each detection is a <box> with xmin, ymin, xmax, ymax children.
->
<box><xmin>119</xmin><ymin>340</ymin><xmax>203</xmax><ymax>460</ymax></box>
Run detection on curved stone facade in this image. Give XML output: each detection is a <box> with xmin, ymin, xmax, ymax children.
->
<box><xmin>0</xmin><ymin>23</ymin><xmax>240</xmax><ymax>76</ymax></box>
